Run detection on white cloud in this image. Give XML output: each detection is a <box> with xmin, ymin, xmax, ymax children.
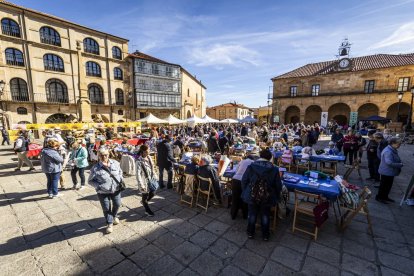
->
<box><xmin>371</xmin><ymin>21</ymin><xmax>414</xmax><ymax>49</ymax></box>
<box><xmin>188</xmin><ymin>44</ymin><xmax>260</xmax><ymax>68</ymax></box>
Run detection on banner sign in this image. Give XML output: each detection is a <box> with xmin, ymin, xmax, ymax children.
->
<box><xmin>10</xmin><ymin>122</ymin><xmax>141</xmax><ymax>131</ymax></box>
<box><xmin>320</xmin><ymin>112</ymin><xmax>328</xmax><ymax>127</ymax></box>
<box><xmin>349</xmin><ymin>112</ymin><xmax>358</xmax><ymax>127</ymax></box>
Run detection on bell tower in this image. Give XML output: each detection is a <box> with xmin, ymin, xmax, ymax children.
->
<box><xmin>338</xmin><ymin>38</ymin><xmax>351</xmax><ymax>58</ymax></box>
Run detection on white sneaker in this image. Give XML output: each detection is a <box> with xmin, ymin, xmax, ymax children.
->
<box><xmin>48</xmin><ymin>194</ymin><xmax>53</xmax><ymax>198</ymax></box>
<box><xmin>106</xmin><ymin>224</ymin><xmax>113</xmax><ymax>234</ymax></box>
<box><xmin>53</xmin><ymin>193</ymin><xmax>63</xmax><ymax>198</ymax></box>
<box><xmin>78</xmin><ymin>186</ymin><xmax>85</xmax><ymax>190</ymax></box>
<box><xmin>113</xmin><ymin>217</ymin><xmax>120</xmax><ymax>225</ymax></box>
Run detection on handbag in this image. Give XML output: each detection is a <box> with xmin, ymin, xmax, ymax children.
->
<box><xmin>313</xmin><ymin>201</ymin><xmax>329</xmax><ymax>227</ymax></box>
<box><xmin>101</xmin><ymin>165</ymin><xmax>126</xmax><ymax>191</ymax></box>
<box><xmin>140</xmin><ymin>160</ymin><xmax>159</xmax><ymax>192</ymax></box>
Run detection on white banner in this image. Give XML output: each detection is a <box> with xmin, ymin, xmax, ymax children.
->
<box><xmin>321</xmin><ymin>112</ymin><xmax>328</xmax><ymax>127</ymax></box>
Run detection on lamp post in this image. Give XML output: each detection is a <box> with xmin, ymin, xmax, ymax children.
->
<box><xmin>396</xmin><ymin>92</ymin><xmax>403</xmax><ymax>122</ymax></box>
<box><xmin>406</xmin><ymin>86</ymin><xmax>414</xmax><ymax>131</ymax></box>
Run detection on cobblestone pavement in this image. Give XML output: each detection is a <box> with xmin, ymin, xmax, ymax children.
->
<box><xmin>1</xmin><ymin>141</ymin><xmax>414</xmax><ymax>276</ymax></box>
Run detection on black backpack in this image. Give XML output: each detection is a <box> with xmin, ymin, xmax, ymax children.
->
<box><xmin>250</xmin><ymin>173</ymin><xmax>271</xmax><ymax>204</ymax></box>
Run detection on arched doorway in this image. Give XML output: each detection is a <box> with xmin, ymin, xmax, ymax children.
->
<box><xmin>304</xmin><ymin>105</ymin><xmax>322</xmax><ymax>125</ymax></box>
<box><xmin>45</xmin><ymin>113</ymin><xmax>70</xmax><ymax>124</ymax></box>
<box><xmin>328</xmin><ymin>103</ymin><xmax>351</xmax><ymax>126</ymax></box>
<box><xmin>387</xmin><ymin>102</ymin><xmax>410</xmax><ymax>123</ymax></box>
<box><xmin>358</xmin><ymin>103</ymin><xmax>379</xmax><ymax>120</ymax></box>
<box><xmin>285</xmin><ymin>106</ymin><xmax>300</xmax><ymax>124</ymax></box>
<box><xmin>187</xmin><ymin>110</ymin><xmax>192</xmax><ymax>118</ymax></box>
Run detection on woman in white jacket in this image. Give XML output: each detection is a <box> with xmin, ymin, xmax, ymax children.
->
<box><xmin>135</xmin><ymin>144</ymin><xmax>157</xmax><ymax>216</ymax></box>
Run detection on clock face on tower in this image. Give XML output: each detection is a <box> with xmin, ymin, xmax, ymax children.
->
<box><xmin>339</xmin><ymin>58</ymin><xmax>350</xmax><ymax>69</ymax></box>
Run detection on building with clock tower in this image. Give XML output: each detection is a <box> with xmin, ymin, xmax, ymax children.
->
<box><xmin>270</xmin><ymin>40</ymin><xmax>414</xmax><ymax>128</ymax></box>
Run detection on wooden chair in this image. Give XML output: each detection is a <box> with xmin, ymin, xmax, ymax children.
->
<box><xmin>343</xmin><ymin>158</ymin><xmax>363</xmax><ymax>181</ymax></box>
<box><xmin>196</xmin><ymin>175</ymin><xmax>215</xmax><ymax>213</ymax></box>
<box><xmin>278</xmin><ymin>157</ymin><xmax>293</xmax><ymax>172</ymax></box>
<box><xmin>292</xmin><ymin>190</ymin><xmax>321</xmax><ymax>240</ymax></box>
<box><xmin>173</xmin><ymin>164</ymin><xmax>185</xmax><ymax>191</ymax></box>
<box><xmin>296</xmin><ymin>159</ymin><xmax>311</xmax><ymax>174</ymax></box>
<box><xmin>319</xmin><ymin>160</ymin><xmax>337</xmax><ymax>177</ymax></box>
<box><xmin>180</xmin><ymin>174</ymin><xmax>196</xmax><ymax>207</ymax></box>
<box><xmin>340</xmin><ymin>186</ymin><xmax>373</xmax><ymax>235</ymax></box>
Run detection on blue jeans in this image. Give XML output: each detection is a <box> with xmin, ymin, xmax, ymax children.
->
<box><xmin>97</xmin><ymin>191</ymin><xmax>121</xmax><ymax>224</ymax></box>
<box><xmin>71</xmin><ymin>167</ymin><xmax>86</xmax><ymax>186</ymax></box>
<box><xmin>247</xmin><ymin>203</ymin><xmax>270</xmax><ymax>237</ymax></box>
<box><xmin>46</xmin><ymin>172</ymin><xmax>60</xmax><ymax>196</ymax></box>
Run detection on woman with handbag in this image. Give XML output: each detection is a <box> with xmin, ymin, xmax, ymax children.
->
<box><xmin>136</xmin><ymin>144</ymin><xmax>158</xmax><ymax>216</ymax></box>
<box><xmin>88</xmin><ymin>148</ymin><xmax>124</xmax><ymax>234</ymax></box>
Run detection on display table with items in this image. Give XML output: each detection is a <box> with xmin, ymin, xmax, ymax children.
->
<box><xmin>27</xmin><ymin>144</ymin><xmax>43</xmax><ymax>158</ymax></box>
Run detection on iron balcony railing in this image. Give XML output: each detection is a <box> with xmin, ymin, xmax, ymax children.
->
<box><xmin>6</xmin><ymin>53</ymin><xmax>25</xmax><ymax>67</ymax></box>
<box><xmin>136</xmin><ymin>83</ymin><xmax>180</xmax><ymax>93</ymax></box>
<box><xmin>136</xmin><ymin>67</ymin><xmax>180</xmax><ymax>78</ymax></box>
<box><xmin>137</xmin><ymin>101</ymin><xmax>181</xmax><ymax>108</ymax></box>
<box><xmin>84</xmin><ymin>44</ymin><xmax>99</xmax><ymax>55</ymax></box>
<box><xmin>1</xmin><ymin>25</ymin><xmax>21</xmax><ymax>37</ymax></box>
<box><xmin>44</xmin><ymin>61</ymin><xmax>64</xmax><ymax>72</ymax></box>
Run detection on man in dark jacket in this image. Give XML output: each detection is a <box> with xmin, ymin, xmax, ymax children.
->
<box><xmin>156</xmin><ymin>135</ymin><xmax>175</xmax><ymax>189</ymax></box>
<box><xmin>207</xmin><ymin>131</ymin><xmax>220</xmax><ymax>154</ymax></box>
<box><xmin>331</xmin><ymin>129</ymin><xmax>344</xmax><ymax>153</ymax></box>
<box><xmin>366</xmin><ymin>131</ymin><xmax>379</xmax><ymax>181</ymax></box>
<box><xmin>197</xmin><ymin>155</ymin><xmax>221</xmax><ymax>201</ymax></box>
<box><xmin>241</xmin><ymin>149</ymin><xmax>282</xmax><ymax>241</ymax></box>
<box><xmin>241</xmin><ymin>125</ymin><xmax>248</xmax><ymax>137</ymax></box>
<box><xmin>218</xmin><ymin>131</ymin><xmax>229</xmax><ymax>155</ymax></box>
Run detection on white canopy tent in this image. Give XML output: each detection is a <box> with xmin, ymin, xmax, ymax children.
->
<box><xmin>186</xmin><ymin>115</ymin><xmax>205</xmax><ymax>124</ymax></box>
<box><xmin>220</xmin><ymin>118</ymin><xmax>239</xmax><ymax>124</ymax></box>
<box><xmin>163</xmin><ymin>114</ymin><xmax>186</xmax><ymax>125</ymax></box>
<box><xmin>240</xmin><ymin>116</ymin><xmax>257</xmax><ymax>123</ymax></box>
<box><xmin>202</xmin><ymin>115</ymin><xmax>220</xmax><ymax>123</ymax></box>
<box><xmin>138</xmin><ymin>113</ymin><xmax>168</xmax><ymax>124</ymax></box>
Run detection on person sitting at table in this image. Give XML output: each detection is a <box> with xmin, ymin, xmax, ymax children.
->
<box><xmin>197</xmin><ymin>155</ymin><xmax>221</xmax><ymax>202</ymax></box>
<box><xmin>241</xmin><ymin>148</ymin><xmax>282</xmax><ymax>241</ymax></box>
<box><xmin>301</xmin><ymin>146</ymin><xmax>316</xmax><ymax>162</ymax></box>
<box><xmin>280</xmin><ymin>128</ymin><xmax>288</xmax><ymax>146</ymax></box>
<box><xmin>231</xmin><ymin>149</ymin><xmax>259</xmax><ymax>220</ymax></box>
<box><xmin>324</xmin><ymin>141</ymin><xmax>340</xmax><ymax>155</ymax></box>
<box><xmin>184</xmin><ymin>155</ymin><xmax>200</xmax><ymax>175</ymax></box>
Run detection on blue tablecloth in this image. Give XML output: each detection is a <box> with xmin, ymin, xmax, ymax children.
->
<box><xmin>282</xmin><ymin>173</ymin><xmax>341</xmax><ymax>200</ymax></box>
<box><xmin>272</xmin><ymin>151</ymin><xmax>345</xmax><ymax>162</ymax></box>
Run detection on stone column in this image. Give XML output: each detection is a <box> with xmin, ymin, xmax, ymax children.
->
<box><xmin>76</xmin><ymin>41</ymin><xmax>92</xmax><ymax>122</ymax></box>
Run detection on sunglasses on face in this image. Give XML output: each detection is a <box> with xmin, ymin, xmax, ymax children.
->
<box><xmin>101</xmin><ymin>154</ymin><xmax>109</xmax><ymax>157</ymax></box>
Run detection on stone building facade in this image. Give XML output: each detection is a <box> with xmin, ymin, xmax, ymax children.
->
<box><xmin>0</xmin><ymin>1</ymin><xmax>130</xmax><ymax>128</ymax></box>
<box><xmin>206</xmin><ymin>102</ymin><xmax>254</xmax><ymax>121</ymax></box>
<box><xmin>271</xmin><ymin>53</ymin><xmax>414</xmax><ymax>126</ymax></box>
<box><xmin>129</xmin><ymin>52</ymin><xmax>206</xmax><ymax>120</ymax></box>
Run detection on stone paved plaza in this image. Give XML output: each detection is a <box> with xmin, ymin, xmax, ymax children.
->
<box><xmin>1</xmin><ymin>141</ymin><xmax>414</xmax><ymax>276</ymax></box>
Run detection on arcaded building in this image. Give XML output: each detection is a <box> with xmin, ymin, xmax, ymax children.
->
<box><xmin>271</xmin><ymin>42</ymin><xmax>414</xmax><ymax>126</ymax></box>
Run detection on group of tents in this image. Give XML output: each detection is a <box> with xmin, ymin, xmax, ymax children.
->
<box><xmin>138</xmin><ymin>113</ymin><xmax>257</xmax><ymax>125</ymax></box>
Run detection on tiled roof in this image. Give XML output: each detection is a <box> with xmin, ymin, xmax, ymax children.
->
<box><xmin>272</xmin><ymin>53</ymin><xmax>414</xmax><ymax>80</ymax></box>
<box><xmin>0</xmin><ymin>0</ymin><xmax>128</xmax><ymax>41</ymax></box>
<box><xmin>209</xmin><ymin>102</ymin><xmax>251</xmax><ymax>109</ymax></box>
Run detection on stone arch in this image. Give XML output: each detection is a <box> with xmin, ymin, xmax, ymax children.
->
<box><xmin>358</xmin><ymin>103</ymin><xmax>379</xmax><ymax>120</ymax></box>
<box><xmin>186</xmin><ymin>110</ymin><xmax>192</xmax><ymax>118</ymax></box>
<box><xmin>285</xmin><ymin>105</ymin><xmax>300</xmax><ymax>124</ymax></box>
<box><xmin>304</xmin><ymin>105</ymin><xmax>322</xmax><ymax>125</ymax></box>
<box><xmin>45</xmin><ymin>113</ymin><xmax>70</xmax><ymax>124</ymax></box>
<box><xmin>387</xmin><ymin>102</ymin><xmax>410</xmax><ymax>123</ymax></box>
<box><xmin>328</xmin><ymin>103</ymin><xmax>351</xmax><ymax>126</ymax></box>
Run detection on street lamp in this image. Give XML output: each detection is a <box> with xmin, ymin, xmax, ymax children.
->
<box><xmin>396</xmin><ymin>92</ymin><xmax>403</xmax><ymax>122</ymax></box>
<box><xmin>406</xmin><ymin>86</ymin><xmax>414</xmax><ymax>131</ymax></box>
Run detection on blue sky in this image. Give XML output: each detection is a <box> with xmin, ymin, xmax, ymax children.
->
<box><xmin>11</xmin><ymin>0</ymin><xmax>414</xmax><ymax>108</ymax></box>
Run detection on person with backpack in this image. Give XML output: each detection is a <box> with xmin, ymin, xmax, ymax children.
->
<box><xmin>14</xmin><ymin>132</ymin><xmax>35</xmax><ymax>171</ymax></box>
<box><xmin>241</xmin><ymin>148</ymin><xmax>282</xmax><ymax>241</ymax></box>
<box><xmin>40</xmin><ymin>139</ymin><xmax>64</xmax><ymax>198</ymax></box>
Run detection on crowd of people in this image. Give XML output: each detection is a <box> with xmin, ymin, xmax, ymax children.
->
<box><xmin>2</xmin><ymin>119</ymin><xmax>410</xmax><ymax>237</ymax></box>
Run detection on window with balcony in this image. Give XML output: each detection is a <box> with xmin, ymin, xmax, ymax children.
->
<box><xmin>5</xmin><ymin>48</ymin><xmax>24</xmax><ymax>66</ymax></box>
<box><xmin>17</xmin><ymin>107</ymin><xmax>28</xmax><ymax>115</ymax></box>
<box><xmin>398</xmin><ymin>77</ymin><xmax>410</xmax><ymax>92</ymax></box>
<box><xmin>39</xmin><ymin>26</ymin><xmax>61</xmax><ymax>46</ymax></box>
<box><xmin>364</xmin><ymin>80</ymin><xmax>375</xmax><ymax>93</ymax></box>
<box><xmin>46</xmin><ymin>79</ymin><xmax>68</xmax><ymax>103</ymax></box>
<box><xmin>290</xmin><ymin>86</ymin><xmax>297</xmax><ymax>97</ymax></box>
<box><xmin>115</xmin><ymin>89</ymin><xmax>124</xmax><ymax>105</ymax></box>
<box><xmin>88</xmin><ymin>84</ymin><xmax>104</xmax><ymax>104</ymax></box>
<box><xmin>112</xmin><ymin>46</ymin><xmax>122</xmax><ymax>60</ymax></box>
<box><xmin>86</xmin><ymin>61</ymin><xmax>101</xmax><ymax>77</ymax></box>
<box><xmin>1</xmin><ymin>18</ymin><xmax>20</xmax><ymax>37</ymax></box>
<box><xmin>153</xmin><ymin>80</ymin><xmax>161</xmax><ymax>91</ymax></box>
<box><xmin>311</xmin><ymin>84</ymin><xmax>320</xmax><ymax>96</ymax></box>
<box><xmin>152</xmin><ymin>64</ymin><xmax>159</xmax><ymax>75</ymax></box>
<box><xmin>43</xmin><ymin>54</ymin><xmax>64</xmax><ymax>72</ymax></box>
<box><xmin>10</xmin><ymin>78</ymin><xmax>29</xmax><ymax>101</ymax></box>
<box><xmin>83</xmin><ymin>38</ymin><xmax>99</xmax><ymax>55</ymax></box>
<box><xmin>138</xmin><ymin>79</ymin><xmax>148</xmax><ymax>90</ymax></box>
<box><xmin>114</xmin><ymin>67</ymin><xmax>123</xmax><ymax>80</ymax></box>
<box><xmin>137</xmin><ymin>61</ymin><xmax>145</xmax><ymax>72</ymax></box>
